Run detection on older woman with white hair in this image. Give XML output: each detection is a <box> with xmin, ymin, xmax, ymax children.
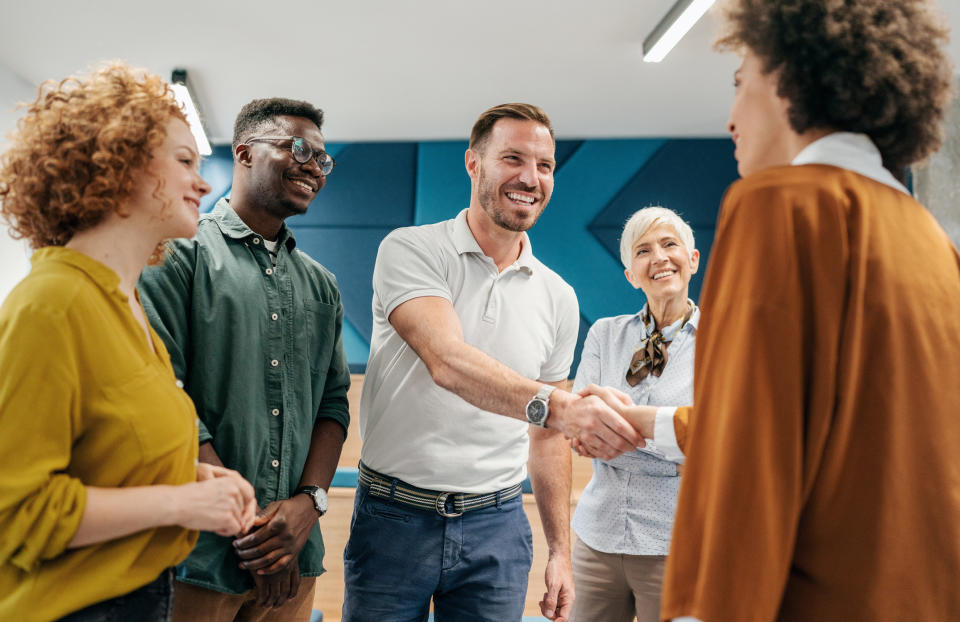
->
<box><xmin>568</xmin><ymin>206</ymin><xmax>699</xmax><ymax>622</ymax></box>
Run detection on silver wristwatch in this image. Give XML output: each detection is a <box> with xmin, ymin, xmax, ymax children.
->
<box><xmin>294</xmin><ymin>485</ymin><xmax>328</xmax><ymax>516</ymax></box>
<box><xmin>525</xmin><ymin>385</ymin><xmax>556</xmax><ymax>428</ymax></box>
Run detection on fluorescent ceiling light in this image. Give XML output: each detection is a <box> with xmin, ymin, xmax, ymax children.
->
<box><xmin>170</xmin><ymin>69</ymin><xmax>212</xmax><ymax>156</ymax></box>
<box><xmin>643</xmin><ymin>0</ymin><xmax>716</xmax><ymax>63</ymax></box>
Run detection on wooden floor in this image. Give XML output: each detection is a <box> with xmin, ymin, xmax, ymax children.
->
<box><xmin>313</xmin><ymin>375</ymin><xmax>594</xmax><ymax>621</ymax></box>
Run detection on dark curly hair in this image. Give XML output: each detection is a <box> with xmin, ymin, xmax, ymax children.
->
<box><xmin>0</xmin><ymin>62</ymin><xmax>185</xmax><ymax>250</ymax></box>
<box><xmin>715</xmin><ymin>0</ymin><xmax>953</xmax><ymax>173</ymax></box>
<box><xmin>232</xmin><ymin>98</ymin><xmax>324</xmax><ymax>150</ymax></box>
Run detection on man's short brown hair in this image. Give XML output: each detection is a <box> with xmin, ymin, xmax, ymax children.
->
<box><xmin>469</xmin><ymin>103</ymin><xmax>554</xmax><ymax>153</ymax></box>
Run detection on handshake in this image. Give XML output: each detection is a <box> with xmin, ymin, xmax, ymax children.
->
<box><xmin>546</xmin><ymin>384</ymin><xmax>659</xmax><ymax>461</ymax></box>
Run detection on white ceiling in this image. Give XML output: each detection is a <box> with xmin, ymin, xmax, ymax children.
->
<box><xmin>2</xmin><ymin>0</ymin><xmax>959</xmax><ymax>144</ymax></box>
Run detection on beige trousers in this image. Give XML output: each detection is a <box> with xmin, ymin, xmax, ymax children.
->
<box><xmin>171</xmin><ymin>577</ymin><xmax>317</xmax><ymax>622</ymax></box>
<box><xmin>569</xmin><ymin>537</ymin><xmax>666</xmax><ymax>622</ymax></box>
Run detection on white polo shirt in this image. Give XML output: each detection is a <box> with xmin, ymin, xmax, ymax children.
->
<box><xmin>359</xmin><ymin>208</ymin><xmax>580</xmax><ymax>493</ymax></box>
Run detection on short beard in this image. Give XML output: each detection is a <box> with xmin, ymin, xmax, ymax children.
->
<box><xmin>476</xmin><ymin>163</ymin><xmax>545</xmax><ymax>233</ymax></box>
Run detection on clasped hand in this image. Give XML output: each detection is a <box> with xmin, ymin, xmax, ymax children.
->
<box><xmin>563</xmin><ymin>384</ymin><xmax>651</xmax><ymax>460</ymax></box>
<box><xmin>545</xmin><ymin>384</ymin><xmax>642</xmax><ymax>461</ymax></box>
<box><xmin>233</xmin><ymin>495</ymin><xmax>318</xmax><ymax>574</ymax></box>
<box><xmin>187</xmin><ymin>463</ymin><xmax>258</xmax><ymax>536</ymax></box>
<box><xmin>232</xmin><ymin>496</ymin><xmax>319</xmax><ymax>608</ymax></box>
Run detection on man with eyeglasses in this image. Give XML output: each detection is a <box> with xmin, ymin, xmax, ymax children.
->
<box><xmin>342</xmin><ymin>103</ymin><xmax>642</xmax><ymax>622</ymax></box>
<box><xmin>139</xmin><ymin>98</ymin><xmax>349</xmax><ymax>622</ymax></box>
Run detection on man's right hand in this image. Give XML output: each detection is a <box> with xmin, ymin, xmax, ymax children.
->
<box><xmin>548</xmin><ymin>390</ymin><xmax>643</xmax><ymax>460</ymax></box>
<box><xmin>251</xmin><ymin>557</ymin><xmax>301</xmax><ymax>608</ymax></box>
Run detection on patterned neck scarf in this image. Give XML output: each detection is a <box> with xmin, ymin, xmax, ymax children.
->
<box><xmin>626</xmin><ymin>301</ymin><xmax>694</xmax><ymax>387</ymax></box>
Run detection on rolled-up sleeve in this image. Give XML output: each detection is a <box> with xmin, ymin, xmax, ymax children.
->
<box><xmin>315</xmin><ymin>291</ymin><xmax>351</xmax><ymax>433</ymax></box>
<box><xmin>0</xmin><ymin>305</ymin><xmax>86</xmax><ymax>571</ymax></box>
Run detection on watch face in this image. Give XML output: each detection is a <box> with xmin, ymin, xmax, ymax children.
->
<box><xmin>315</xmin><ymin>489</ymin><xmax>328</xmax><ymax>513</ymax></box>
<box><xmin>527</xmin><ymin>399</ymin><xmax>547</xmax><ymax>423</ymax></box>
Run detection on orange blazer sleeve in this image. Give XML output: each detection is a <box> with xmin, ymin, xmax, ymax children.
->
<box><xmin>673</xmin><ymin>406</ymin><xmax>691</xmax><ymax>453</ymax></box>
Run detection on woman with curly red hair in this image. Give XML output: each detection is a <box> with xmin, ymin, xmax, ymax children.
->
<box><xmin>582</xmin><ymin>0</ymin><xmax>960</xmax><ymax>619</ymax></box>
<box><xmin>0</xmin><ymin>63</ymin><xmax>257</xmax><ymax>621</ymax></box>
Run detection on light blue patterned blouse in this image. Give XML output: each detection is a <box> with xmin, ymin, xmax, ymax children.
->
<box><xmin>571</xmin><ymin>302</ymin><xmax>698</xmax><ymax>555</ymax></box>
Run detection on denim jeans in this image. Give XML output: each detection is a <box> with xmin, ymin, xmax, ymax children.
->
<box><xmin>58</xmin><ymin>568</ymin><xmax>173</xmax><ymax>622</ymax></box>
<box><xmin>342</xmin><ymin>483</ymin><xmax>534</xmax><ymax>622</ymax></box>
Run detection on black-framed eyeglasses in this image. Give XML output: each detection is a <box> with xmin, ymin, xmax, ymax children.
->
<box><xmin>245</xmin><ymin>136</ymin><xmax>336</xmax><ymax>176</ymax></box>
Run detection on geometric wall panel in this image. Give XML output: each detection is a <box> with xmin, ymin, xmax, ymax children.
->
<box><xmin>290</xmin><ymin>142</ymin><xmax>418</xmax><ymax>227</ymax></box>
<box><xmin>589</xmin><ymin>139</ymin><xmax>738</xmax><ymax>302</ymax></box>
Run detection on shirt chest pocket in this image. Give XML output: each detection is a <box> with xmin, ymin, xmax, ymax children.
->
<box><xmin>303</xmin><ymin>300</ymin><xmax>337</xmax><ymax>373</ymax></box>
<box><xmin>99</xmin><ymin>365</ymin><xmax>196</xmax><ymax>465</ymax></box>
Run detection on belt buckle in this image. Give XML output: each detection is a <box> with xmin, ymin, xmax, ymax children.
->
<box><xmin>435</xmin><ymin>492</ymin><xmax>463</xmax><ymax>517</ymax></box>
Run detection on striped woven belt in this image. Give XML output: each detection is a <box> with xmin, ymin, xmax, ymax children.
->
<box><xmin>358</xmin><ymin>461</ymin><xmax>523</xmax><ymax>518</ymax></box>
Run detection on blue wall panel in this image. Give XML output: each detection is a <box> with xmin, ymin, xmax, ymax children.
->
<box><xmin>199</xmin><ymin>137</ymin><xmax>739</xmax><ymax>375</ymax></box>
<box><xmin>589</xmin><ymin>139</ymin><xmax>738</xmax><ymax>302</ymax></box>
<box><xmin>198</xmin><ymin>145</ymin><xmax>235</xmax><ymax>213</ymax></box>
<box><xmin>415</xmin><ymin>142</ymin><xmax>471</xmax><ymax>225</ymax></box>
<box><xmin>531</xmin><ymin>139</ymin><xmax>665</xmax><ymax>324</ymax></box>
<box><xmin>289</xmin><ymin>142</ymin><xmax>417</xmax><ymax>227</ymax></box>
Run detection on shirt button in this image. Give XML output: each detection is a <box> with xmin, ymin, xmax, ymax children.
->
<box><xmin>265</xmin><ymin>268</ymin><xmax>273</xmax><ymax>276</ymax></box>
<box><xmin>253</xmin><ymin>238</ymin><xmax>261</xmax><ymax>245</ymax></box>
<box><xmin>271</xmin><ymin>359</ymin><xmax>279</xmax><ymax>367</ymax></box>
<box><xmin>271</xmin><ymin>408</ymin><xmax>280</xmax><ymax>416</ymax></box>
<box><xmin>271</xmin><ymin>313</ymin><xmax>279</xmax><ymax>321</ymax></box>
<box><xmin>271</xmin><ymin>459</ymin><xmax>279</xmax><ymax>468</ymax></box>
<box><xmin>175</xmin><ymin>379</ymin><xmax>184</xmax><ymax>389</ymax></box>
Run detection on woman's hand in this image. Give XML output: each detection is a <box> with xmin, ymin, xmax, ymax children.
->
<box><xmin>196</xmin><ymin>463</ymin><xmax>259</xmax><ymax>531</ymax></box>
<box><xmin>174</xmin><ymin>469</ymin><xmax>257</xmax><ymax>536</ymax></box>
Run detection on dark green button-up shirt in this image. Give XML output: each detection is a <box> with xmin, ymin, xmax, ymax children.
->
<box><xmin>139</xmin><ymin>199</ymin><xmax>350</xmax><ymax>594</ymax></box>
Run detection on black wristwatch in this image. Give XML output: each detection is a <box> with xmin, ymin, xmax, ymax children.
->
<box><xmin>294</xmin><ymin>485</ymin><xmax>328</xmax><ymax>516</ymax></box>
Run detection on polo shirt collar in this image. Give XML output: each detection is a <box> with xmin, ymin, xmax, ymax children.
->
<box><xmin>210</xmin><ymin>198</ymin><xmax>297</xmax><ymax>250</ymax></box>
<box><xmin>452</xmin><ymin>208</ymin><xmax>535</xmax><ymax>274</ymax></box>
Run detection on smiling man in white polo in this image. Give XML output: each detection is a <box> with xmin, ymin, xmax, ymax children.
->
<box><xmin>342</xmin><ymin>103</ymin><xmax>642</xmax><ymax>622</ymax></box>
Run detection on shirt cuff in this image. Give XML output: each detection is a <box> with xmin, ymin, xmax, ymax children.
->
<box><xmin>654</xmin><ymin>406</ymin><xmax>685</xmax><ymax>463</ymax></box>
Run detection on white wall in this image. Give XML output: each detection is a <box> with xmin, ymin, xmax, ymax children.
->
<box><xmin>0</xmin><ymin>63</ymin><xmax>35</xmax><ymax>304</ymax></box>
<box><xmin>914</xmin><ymin>79</ymin><xmax>960</xmax><ymax>250</ymax></box>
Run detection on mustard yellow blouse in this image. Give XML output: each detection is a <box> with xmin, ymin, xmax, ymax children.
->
<box><xmin>0</xmin><ymin>247</ymin><xmax>199</xmax><ymax>621</ymax></box>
